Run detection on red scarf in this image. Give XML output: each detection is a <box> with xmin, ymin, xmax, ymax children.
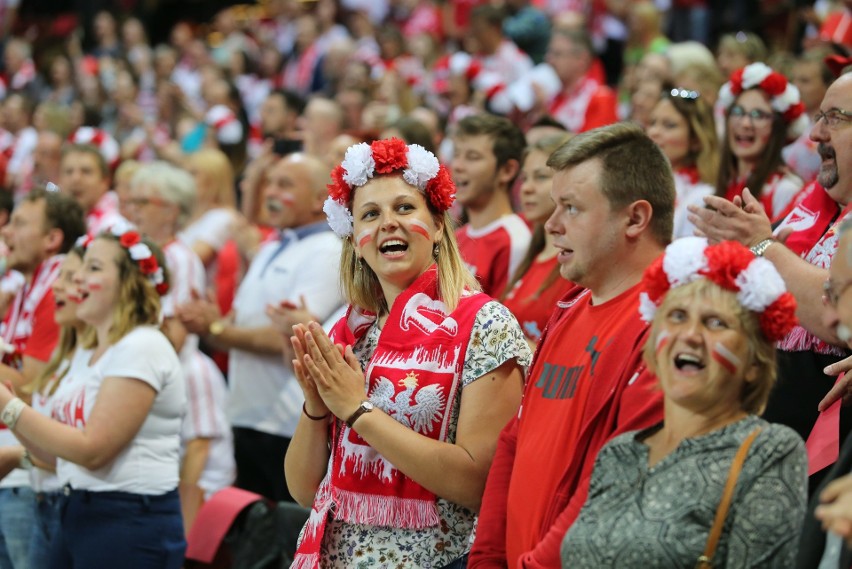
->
<box><xmin>0</xmin><ymin>255</ymin><xmax>63</xmax><ymax>366</ymax></box>
<box><xmin>778</xmin><ymin>181</ymin><xmax>840</xmax><ymax>257</ymax></box>
<box><xmin>292</xmin><ymin>267</ymin><xmax>488</xmax><ymax>569</ymax></box>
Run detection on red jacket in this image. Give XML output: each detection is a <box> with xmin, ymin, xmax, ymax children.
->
<box><xmin>469</xmin><ymin>288</ymin><xmax>664</xmax><ymax>568</ymax></box>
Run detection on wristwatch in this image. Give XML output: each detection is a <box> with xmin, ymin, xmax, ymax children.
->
<box><xmin>19</xmin><ymin>450</ymin><xmax>33</xmax><ymax>471</ymax></box>
<box><xmin>750</xmin><ymin>238</ymin><xmax>775</xmax><ymax>257</ymax></box>
<box><xmin>208</xmin><ymin>320</ymin><xmax>226</xmax><ymax>337</ymax></box>
<box><xmin>346</xmin><ymin>400</ymin><xmax>375</xmax><ymax>428</ymax></box>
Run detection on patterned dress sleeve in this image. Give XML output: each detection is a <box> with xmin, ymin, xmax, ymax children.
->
<box><xmin>461</xmin><ymin>300</ymin><xmax>533</xmax><ymax>386</ymax></box>
<box><xmin>724</xmin><ymin>425</ymin><xmax>808</xmax><ymax>568</ymax></box>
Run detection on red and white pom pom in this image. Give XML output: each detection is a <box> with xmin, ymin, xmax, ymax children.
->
<box><xmin>69</xmin><ymin>127</ymin><xmax>120</xmax><ymax>170</ymax></box>
<box><xmin>205</xmin><ymin>105</ymin><xmax>243</xmax><ymax>145</ymax></box>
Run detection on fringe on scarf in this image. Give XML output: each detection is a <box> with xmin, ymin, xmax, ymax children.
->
<box><xmin>334</xmin><ymin>488</ymin><xmax>440</xmax><ymax>529</ymax></box>
<box><xmin>290</xmin><ymin>552</ymin><xmax>320</xmax><ymax>569</ymax></box>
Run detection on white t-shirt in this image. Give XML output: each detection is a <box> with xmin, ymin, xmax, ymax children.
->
<box><xmin>51</xmin><ymin>327</ymin><xmax>185</xmax><ymax>494</ymax></box>
<box><xmin>30</xmin><ymin>373</ymin><xmax>65</xmax><ymax>493</ymax></box>
<box><xmin>179</xmin><ymin>208</ymin><xmax>236</xmax><ymax>254</ymax></box>
<box><xmin>181</xmin><ymin>351</ymin><xmax>235</xmax><ymax>499</ymax></box>
<box><xmin>228</xmin><ymin>226</ymin><xmax>342</xmax><ymax>437</ymax></box>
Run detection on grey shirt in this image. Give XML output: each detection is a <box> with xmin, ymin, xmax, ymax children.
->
<box><xmin>561</xmin><ymin>415</ymin><xmax>807</xmax><ymax>568</ymax></box>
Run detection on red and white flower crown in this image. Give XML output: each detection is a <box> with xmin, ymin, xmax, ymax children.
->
<box><xmin>718</xmin><ymin>62</ymin><xmax>809</xmax><ymax>140</ymax></box>
<box><xmin>639</xmin><ymin>237</ymin><xmax>797</xmax><ymax>342</ymax></box>
<box><xmin>76</xmin><ymin>222</ymin><xmax>169</xmax><ymax>296</ymax></box>
<box><xmin>324</xmin><ymin>138</ymin><xmax>455</xmax><ymax>238</ymax></box>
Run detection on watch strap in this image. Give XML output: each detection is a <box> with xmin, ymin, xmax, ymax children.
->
<box><xmin>750</xmin><ymin>238</ymin><xmax>774</xmax><ymax>257</ymax></box>
<box><xmin>346</xmin><ymin>400</ymin><xmax>373</xmax><ymax>428</ymax></box>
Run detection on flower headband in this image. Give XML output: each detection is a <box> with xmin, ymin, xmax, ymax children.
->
<box><xmin>639</xmin><ymin>237</ymin><xmax>797</xmax><ymax>342</ymax></box>
<box><xmin>324</xmin><ymin>138</ymin><xmax>455</xmax><ymax>238</ymax></box>
<box><xmin>75</xmin><ymin>224</ymin><xmax>169</xmax><ymax>296</ymax></box>
<box><xmin>717</xmin><ymin>62</ymin><xmax>808</xmax><ymax>140</ymax></box>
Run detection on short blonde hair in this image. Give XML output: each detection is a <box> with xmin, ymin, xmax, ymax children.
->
<box><xmin>643</xmin><ymin>279</ymin><xmax>777</xmax><ymax>415</ymax></box>
<box><xmin>185</xmin><ymin>149</ymin><xmax>236</xmax><ymax>209</ymax></box>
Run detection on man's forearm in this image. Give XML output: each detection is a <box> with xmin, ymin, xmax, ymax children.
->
<box><xmin>206</xmin><ymin>324</ymin><xmax>284</xmax><ymax>356</ymax></box>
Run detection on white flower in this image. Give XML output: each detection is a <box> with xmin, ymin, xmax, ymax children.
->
<box><xmin>663</xmin><ymin>237</ymin><xmax>708</xmax><ymax>287</ymax></box>
<box><xmin>403</xmin><ymin>144</ymin><xmax>440</xmax><ymax>190</ymax></box>
<box><xmin>718</xmin><ymin>83</ymin><xmax>735</xmax><ymax>111</ymax></box>
<box><xmin>152</xmin><ymin>267</ymin><xmax>164</xmax><ymax>285</ymax></box>
<box><xmin>324</xmin><ymin>197</ymin><xmax>354</xmax><ymax>238</ymax></box>
<box><xmin>128</xmin><ymin>243</ymin><xmax>152</xmax><ymax>261</ymax></box>
<box><xmin>449</xmin><ymin>52</ymin><xmax>473</xmax><ymax>76</ymax></box>
<box><xmin>736</xmin><ymin>257</ymin><xmax>786</xmax><ymax>311</ymax></box>
<box><xmin>109</xmin><ymin>219</ymin><xmax>136</xmax><ymax>236</ymax></box>
<box><xmin>741</xmin><ymin>62</ymin><xmax>772</xmax><ymax>89</ymax></box>
<box><xmin>341</xmin><ymin>143</ymin><xmax>375</xmax><ymax>187</ymax></box>
<box><xmin>772</xmin><ymin>84</ymin><xmax>799</xmax><ymax>113</ymax></box>
<box><xmin>638</xmin><ymin>292</ymin><xmax>658</xmax><ymax>323</ymax></box>
<box><xmin>788</xmin><ymin>113</ymin><xmax>810</xmax><ymax>140</ymax></box>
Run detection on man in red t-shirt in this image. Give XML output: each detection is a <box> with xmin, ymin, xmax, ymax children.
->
<box><xmin>545</xmin><ymin>28</ymin><xmax>618</xmax><ymax>134</ymax></box>
<box><xmin>470</xmin><ymin>122</ymin><xmax>673</xmax><ymax>568</ymax></box>
<box><xmin>0</xmin><ymin>187</ymin><xmax>85</xmax><ymax>569</ymax></box>
<box><xmin>452</xmin><ymin>114</ymin><xmax>531</xmax><ymax>297</ymax></box>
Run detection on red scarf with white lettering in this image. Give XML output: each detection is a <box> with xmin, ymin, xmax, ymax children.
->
<box><xmin>292</xmin><ymin>266</ymin><xmax>488</xmax><ymax>569</ymax></box>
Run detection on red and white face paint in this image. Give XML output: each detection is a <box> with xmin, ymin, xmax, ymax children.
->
<box><xmin>711</xmin><ymin>341</ymin><xmax>743</xmax><ymax>375</ymax></box>
<box><xmin>407</xmin><ymin>218</ymin><xmax>432</xmax><ymax>240</ymax></box>
<box><xmin>356</xmin><ymin>228</ymin><xmax>373</xmax><ymax>249</ymax></box>
<box><xmin>655</xmin><ymin>329</ymin><xmax>671</xmax><ymax>355</ymax></box>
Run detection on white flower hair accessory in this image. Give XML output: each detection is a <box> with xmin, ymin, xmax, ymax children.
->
<box><xmin>108</xmin><ymin>226</ymin><xmax>169</xmax><ymax>296</ymax></box>
<box><xmin>717</xmin><ymin>62</ymin><xmax>807</xmax><ymax>141</ymax></box>
<box><xmin>639</xmin><ymin>236</ymin><xmax>797</xmax><ymax>342</ymax></box>
<box><xmin>325</xmin><ymin>138</ymin><xmax>456</xmax><ymax>238</ymax></box>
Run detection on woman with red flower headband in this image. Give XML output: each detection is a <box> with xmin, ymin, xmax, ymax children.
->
<box><xmin>716</xmin><ymin>62</ymin><xmax>808</xmax><ymax>221</ymax></box>
<box><xmin>286</xmin><ymin>138</ymin><xmax>531</xmax><ymax>568</ymax></box>
<box><xmin>561</xmin><ymin>237</ymin><xmax>807</xmax><ymax>568</ymax></box>
<box><xmin>0</xmin><ymin>225</ymin><xmax>188</xmax><ymax>567</ymax></box>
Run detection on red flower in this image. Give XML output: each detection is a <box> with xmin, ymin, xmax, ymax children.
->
<box><xmin>327</xmin><ymin>165</ymin><xmax>350</xmax><ymax>204</ymax></box>
<box><xmin>155</xmin><ymin>282</ymin><xmax>170</xmax><ymax>296</ymax></box>
<box><xmin>760</xmin><ymin>73</ymin><xmax>787</xmax><ymax>97</ymax></box>
<box><xmin>371</xmin><ymin>139</ymin><xmax>408</xmax><ymax>174</ymax></box>
<box><xmin>729</xmin><ymin>68</ymin><xmax>745</xmax><ymax>95</ymax></box>
<box><xmin>137</xmin><ymin>256</ymin><xmax>158</xmax><ymax>274</ymax></box>
<box><xmin>641</xmin><ymin>256</ymin><xmax>670</xmax><ymax>304</ymax></box>
<box><xmin>119</xmin><ymin>231</ymin><xmax>141</xmax><ymax>248</ymax></box>
<box><xmin>783</xmin><ymin>101</ymin><xmax>805</xmax><ymax>123</ymax></box>
<box><xmin>701</xmin><ymin>241</ymin><xmax>753</xmax><ymax>290</ymax></box>
<box><xmin>760</xmin><ymin>293</ymin><xmax>798</xmax><ymax>341</ymax></box>
<box><xmin>424</xmin><ymin>166</ymin><xmax>455</xmax><ymax>211</ymax></box>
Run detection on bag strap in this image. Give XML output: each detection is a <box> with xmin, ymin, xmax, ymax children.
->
<box><xmin>696</xmin><ymin>426</ymin><xmax>763</xmax><ymax>568</ymax></box>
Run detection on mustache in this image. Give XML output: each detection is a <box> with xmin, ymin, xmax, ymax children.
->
<box><xmin>265</xmin><ymin>199</ymin><xmax>284</xmax><ymax>212</ymax></box>
<box><xmin>818</xmin><ymin>143</ymin><xmax>836</xmax><ymax>160</ymax></box>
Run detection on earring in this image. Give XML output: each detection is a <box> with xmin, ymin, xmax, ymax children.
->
<box><xmin>356</xmin><ymin>256</ymin><xmax>363</xmax><ymax>273</ymax></box>
<box><xmin>433</xmin><ymin>242</ymin><xmax>440</xmax><ymax>258</ymax></box>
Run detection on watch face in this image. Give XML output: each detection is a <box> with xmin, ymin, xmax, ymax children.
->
<box><xmin>363</xmin><ymin>401</ymin><xmax>375</xmax><ymax>411</ymax></box>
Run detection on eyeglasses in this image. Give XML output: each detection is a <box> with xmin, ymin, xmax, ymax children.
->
<box><xmin>729</xmin><ymin>105</ymin><xmax>774</xmax><ymax>125</ymax></box>
<box><xmin>125</xmin><ymin>196</ymin><xmax>168</xmax><ymax>208</ymax></box>
<box><xmin>813</xmin><ymin>108</ymin><xmax>852</xmax><ymax>129</ymax></box>
<box><xmin>670</xmin><ymin>88</ymin><xmax>699</xmax><ymax>100</ymax></box>
<box><xmin>823</xmin><ymin>278</ymin><xmax>852</xmax><ymax>308</ymax></box>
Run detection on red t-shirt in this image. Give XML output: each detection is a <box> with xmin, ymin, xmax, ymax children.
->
<box><xmin>502</xmin><ymin>256</ymin><xmax>577</xmax><ymax>341</ymax></box>
<box><xmin>505</xmin><ymin>284</ymin><xmax>646</xmax><ymax>565</ymax></box>
<box><xmin>456</xmin><ymin>215</ymin><xmax>531</xmax><ymax>297</ymax></box>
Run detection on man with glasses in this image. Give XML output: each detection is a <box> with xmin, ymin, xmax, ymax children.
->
<box><xmin>797</xmin><ymin>220</ymin><xmax>852</xmax><ymax>568</ymax></box>
<box><xmin>689</xmin><ymin>71</ymin><xmax>852</xmax><ymax>485</ymax></box>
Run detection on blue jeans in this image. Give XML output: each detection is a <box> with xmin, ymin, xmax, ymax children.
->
<box><xmin>48</xmin><ymin>488</ymin><xmax>185</xmax><ymax>569</ymax></box>
<box><xmin>28</xmin><ymin>492</ymin><xmax>61</xmax><ymax>569</ymax></box>
<box><xmin>0</xmin><ymin>487</ymin><xmax>36</xmax><ymax>569</ymax></box>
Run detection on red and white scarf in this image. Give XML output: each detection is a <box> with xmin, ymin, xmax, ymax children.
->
<box><xmin>0</xmin><ymin>255</ymin><xmax>64</xmax><ymax>366</ymax></box>
<box><xmin>548</xmin><ymin>74</ymin><xmax>600</xmax><ymax>133</ymax></box>
<box><xmin>292</xmin><ymin>267</ymin><xmax>488</xmax><ymax>568</ymax></box>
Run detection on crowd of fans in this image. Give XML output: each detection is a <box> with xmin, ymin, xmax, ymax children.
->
<box><xmin>0</xmin><ymin>0</ymin><xmax>850</xmax><ymax>567</ymax></box>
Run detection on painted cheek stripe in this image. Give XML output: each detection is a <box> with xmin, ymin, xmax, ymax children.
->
<box><xmin>712</xmin><ymin>342</ymin><xmax>742</xmax><ymax>375</ymax></box>
<box><xmin>408</xmin><ymin>219</ymin><xmax>432</xmax><ymax>240</ymax></box>
<box><xmin>655</xmin><ymin>330</ymin><xmax>670</xmax><ymax>355</ymax></box>
<box><xmin>356</xmin><ymin>229</ymin><xmax>373</xmax><ymax>248</ymax></box>
<box><xmin>87</xmin><ymin>283</ymin><xmax>103</xmax><ymax>291</ymax></box>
